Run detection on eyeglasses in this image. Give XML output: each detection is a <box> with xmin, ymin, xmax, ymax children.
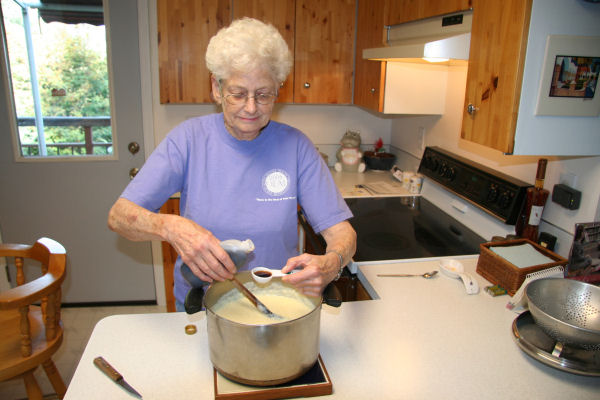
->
<box><xmin>221</xmin><ymin>91</ymin><xmax>278</xmax><ymax>106</ymax></box>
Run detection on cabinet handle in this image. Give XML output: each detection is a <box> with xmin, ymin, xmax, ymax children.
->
<box><xmin>304</xmin><ymin>82</ymin><xmax>311</xmax><ymax>89</ymax></box>
<box><xmin>370</xmin><ymin>88</ymin><xmax>376</xmax><ymax>93</ymax></box>
<box><xmin>467</xmin><ymin>103</ymin><xmax>479</xmax><ymax>115</ymax></box>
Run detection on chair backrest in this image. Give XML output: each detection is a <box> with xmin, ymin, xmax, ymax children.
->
<box><xmin>0</xmin><ymin>237</ymin><xmax>67</xmax><ymax>356</ymax></box>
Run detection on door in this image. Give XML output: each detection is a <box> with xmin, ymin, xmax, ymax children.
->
<box><xmin>0</xmin><ymin>0</ymin><xmax>155</xmax><ymax>303</ymax></box>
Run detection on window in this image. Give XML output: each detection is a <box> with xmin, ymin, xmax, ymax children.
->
<box><xmin>1</xmin><ymin>0</ymin><xmax>113</xmax><ymax>158</ymax></box>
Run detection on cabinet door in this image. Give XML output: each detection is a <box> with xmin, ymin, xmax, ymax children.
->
<box><xmin>386</xmin><ymin>0</ymin><xmax>472</xmax><ymax>25</ymax></box>
<box><xmin>460</xmin><ymin>0</ymin><xmax>532</xmax><ymax>154</ymax></box>
<box><xmin>354</xmin><ymin>0</ymin><xmax>386</xmax><ymax>112</ymax></box>
<box><xmin>232</xmin><ymin>0</ymin><xmax>295</xmax><ymax>103</ymax></box>
<box><xmin>294</xmin><ymin>0</ymin><xmax>356</xmax><ymax>104</ymax></box>
<box><xmin>157</xmin><ymin>0</ymin><xmax>231</xmax><ymax>104</ymax></box>
<box><xmin>159</xmin><ymin>198</ymin><xmax>181</xmax><ymax>312</ymax></box>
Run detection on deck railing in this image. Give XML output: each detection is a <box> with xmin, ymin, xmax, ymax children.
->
<box><xmin>18</xmin><ymin>116</ymin><xmax>112</xmax><ymax>156</ymax></box>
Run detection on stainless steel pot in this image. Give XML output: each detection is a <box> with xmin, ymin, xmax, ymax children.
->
<box><xmin>204</xmin><ymin>271</ymin><xmax>339</xmax><ymax>386</ymax></box>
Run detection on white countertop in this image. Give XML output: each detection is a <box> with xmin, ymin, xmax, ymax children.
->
<box><xmin>330</xmin><ymin>168</ymin><xmax>413</xmax><ymax>198</ymax></box>
<box><xmin>64</xmin><ymin>258</ymin><xmax>599</xmax><ymax>399</ymax></box>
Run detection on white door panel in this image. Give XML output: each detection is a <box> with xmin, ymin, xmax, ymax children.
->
<box><xmin>0</xmin><ymin>0</ymin><xmax>155</xmax><ymax>303</ymax></box>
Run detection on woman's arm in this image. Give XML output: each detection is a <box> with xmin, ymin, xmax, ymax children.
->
<box><xmin>107</xmin><ymin>198</ymin><xmax>235</xmax><ymax>281</ymax></box>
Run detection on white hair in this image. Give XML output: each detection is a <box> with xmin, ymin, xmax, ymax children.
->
<box><xmin>205</xmin><ymin>18</ymin><xmax>292</xmax><ymax>83</ymax></box>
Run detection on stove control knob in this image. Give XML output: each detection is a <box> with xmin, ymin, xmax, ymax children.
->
<box><xmin>439</xmin><ymin>162</ymin><xmax>448</xmax><ymax>177</ymax></box>
<box><xmin>498</xmin><ymin>191</ymin><xmax>513</xmax><ymax>209</ymax></box>
<box><xmin>445</xmin><ymin>167</ymin><xmax>456</xmax><ymax>181</ymax></box>
<box><xmin>487</xmin><ymin>185</ymin><xmax>499</xmax><ymax>202</ymax></box>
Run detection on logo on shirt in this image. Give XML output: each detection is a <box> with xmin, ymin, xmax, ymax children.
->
<box><xmin>262</xmin><ymin>169</ymin><xmax>290</xmax><ymax>196</ymax></box>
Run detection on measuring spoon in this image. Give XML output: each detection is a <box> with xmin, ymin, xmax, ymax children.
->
<box><xmin>377</xmin><ymin>271</ymin><xmax>438</xmax><ymax>278</ymax></box>
<box><xmin>439</xmin><ymin>259</ymin><xmax>479</xmax><ymax>294</ymax></box>
<box><xmin>251</xmin><ymin>267</ymin><xmax>293</xmax><ymax>284</ymax></box>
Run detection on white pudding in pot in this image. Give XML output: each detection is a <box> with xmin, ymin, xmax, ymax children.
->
<box><xmin>213</xmin><ymin>281</ymin><xmax>315</xmax><ymax>325</ymax></box>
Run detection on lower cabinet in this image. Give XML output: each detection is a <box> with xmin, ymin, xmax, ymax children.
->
<box><xmin>159</xmin><ymin>198</ymin><xmax>179</xmax><ymax>312</ymax></box>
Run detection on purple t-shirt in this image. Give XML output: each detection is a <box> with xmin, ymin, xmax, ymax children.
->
<box><xmin>121</xmin><ymin>113</ymin><xmax>351</xmax><ymax>303</ymax></box>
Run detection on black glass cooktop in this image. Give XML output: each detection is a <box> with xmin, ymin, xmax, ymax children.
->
<box><xmin>345</xmin><ymin>196</ymin><xmax>486</xmax><ymax>262</ymax></box>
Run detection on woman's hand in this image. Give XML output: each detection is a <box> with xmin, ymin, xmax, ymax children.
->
<box><xmin>281</xmin><ymin>220</ymin><xmax>356</xmax><ymax>296</ymax></box>
<box><xmin>108</xmin><ymin>198</ymin><xmax>235</xmax><ymax>282</ymax></box>
<box><xmin>281</xmin><ymin>252</ymin><xmax>340</xmax><ymax>297</ymax></box>
<box><xmin>163</xmin><ymin>215</ymin><xmax>236</xmax><ymax>282</ymax></box>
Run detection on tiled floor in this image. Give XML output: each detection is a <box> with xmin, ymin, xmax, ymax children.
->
<box><xmin>0</xmin><ymin>304</ymin><xmax>167</xmax><ymax>400</ymax></box>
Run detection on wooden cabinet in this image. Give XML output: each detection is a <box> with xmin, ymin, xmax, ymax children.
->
<box><xmin>460</xmin><ymin>0</ymin><xmax>532</xmax><ymax>154</ymax></box>
<box><xmin>157</xmin><ymin>0</ymin><xmax>231</xmax><ymax>104</ymax></box>
<box><xmin>354</xmin><ymin>0</ymin><xmax>386</xmax><ymax>112</ymax></box>
<box><xmin>159</xmin><ymin>198</ymin><xmax>180</xmax><ymax>312</ymax></box>
<box><xmin>232</xmin><ymin>0</ymin><xmax>295</xmax><ymax>103</ymax></box>
<box><xmin>158</xmin><ymin>0</ymin><xmax>355</xmax><ymax>104</ymax></box>
<box><xmin>386</xmin><ymin>0</ymin><xmax>472</xmax><ymax>25</ymax></box>
<box><xmin>293</xmin><ymin>0</ymin><xmax>356</xmax><ymax>104</ymax></box>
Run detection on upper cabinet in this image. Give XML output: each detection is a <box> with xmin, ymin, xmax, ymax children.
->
<box><xmin>158</xmin><ymin>0</ymin><xmax>355</xmax><ymax>104</ymax></box>
<box><xmin>232</xmin><ymin>0</ymin><xmax>295</xmax><ymax>103</ymax></box>
<box><xmin>157</xmin><ymin>0</ymin><xmax>231</xmax><ymax>104</ymax></box>
<box><xmin>294</xmin><ymin>0</ymin><xmax>356</xmax><ymax>104</ymax></box>
<box><xmin>386</xmin><ymin>0</ymin><xmax>472</xmax><ymax>25</ymax></box>
<box><xmin>460</xmin><ymin>0</ymin><xmax>532</xmax><ymax>154</ymax></box>
<box><xmin>354</xmin><ymin>0</ymin><xmax>386</xmax><ymax>112</ymax></box>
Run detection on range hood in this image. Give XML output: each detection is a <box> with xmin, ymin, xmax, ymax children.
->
<box><xmin>364</xmin><ymin>10</ymin><xmax>472</xmax><ymax>64</ymax></box>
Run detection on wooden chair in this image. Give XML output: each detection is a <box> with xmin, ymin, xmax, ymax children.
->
<box><xmin>0</xmin><ymin>237</ymin><xmax>67</xmax><ymax>399</ymax></box>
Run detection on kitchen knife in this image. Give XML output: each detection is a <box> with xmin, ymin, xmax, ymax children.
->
<box><xmin>94</xmin><ymin>356</ymin><xmax>143</xmax><ymax>399</ymax></box>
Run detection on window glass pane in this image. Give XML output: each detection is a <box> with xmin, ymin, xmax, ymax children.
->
<box><xmin>1</xmin><ymin>0</ymin><xmax>112</xmax><ymax>158</ymax></box>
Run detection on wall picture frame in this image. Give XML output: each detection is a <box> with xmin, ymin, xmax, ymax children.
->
<box><xmin>535</xmin><ymin>35</ymin><xmax>600</xmax><ymax>117</ymax></box>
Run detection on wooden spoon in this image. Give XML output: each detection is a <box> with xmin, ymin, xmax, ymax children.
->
<box><xmin>230</xmin><ymin>276</ymin><xmax>282</xmax><ymax>319</ymax></box>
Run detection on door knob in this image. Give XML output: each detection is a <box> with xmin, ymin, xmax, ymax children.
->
<box><xmin>129</xmin><ymin>167</ymin><xmax>139</xmax><ymax>180</ymax></box>
<box><xmin>128</xmin><ymin>142</ymin><xmax>140</xmax><ymax>154</ymax></box>
<box><xmin>466</xmin><ymin>103</ymin><xmax>479</xmax><ymax>115</ymax></box>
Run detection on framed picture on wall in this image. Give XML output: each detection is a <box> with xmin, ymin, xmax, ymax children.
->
<box><xmin>535</xmin><ymin>35</ymin><xmax>600</xmax><ymax>116</ymax></box>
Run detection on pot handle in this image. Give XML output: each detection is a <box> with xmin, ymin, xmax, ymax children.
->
<box><xmin>323</xmin><ymin>282</ymin><xmax>342</xmax><ymax>307</ymax></box>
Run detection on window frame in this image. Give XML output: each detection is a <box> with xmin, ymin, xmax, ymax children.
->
<box><xmin>0</xmin><ymin>0</ymin><xmax>119</xmax><ymax>163</ymax></box>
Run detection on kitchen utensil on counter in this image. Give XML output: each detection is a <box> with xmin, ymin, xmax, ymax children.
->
<box><xmin>93</xmin><ymin>357</ymin><xmax>142</xmax><ymax>399</ymax></box>
<box><xmin>525</xmin><ymin>278</ymin><xmax>600</xmax><ymax>350</ymax></box>
<box><xmin>204</xmin><ymin>271</ymin><xmax>342</xmax><ymax>386</ymax></box>
<box><xmin>377</xmin><ymin>271</ymin><xmax>438</xmax><ymax>278</ymax></box>
<box><xmin>512</xmin><ymin>311</ymin><xmax>600</xmax><ymax>377</ymax></box>
<box><xmin>439</xmin><ymin>259</ymin><xmax>480</xmax><ymax>294</ymax></box>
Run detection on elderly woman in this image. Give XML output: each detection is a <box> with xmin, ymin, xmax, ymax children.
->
<box><xmin>108</xmin><ymin>18</ymin><xmax>356</xmax><ymax>311</ymax></box>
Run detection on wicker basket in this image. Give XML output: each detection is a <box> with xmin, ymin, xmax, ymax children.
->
<box><xmin>476</xmin><ymin>239</ymin><xmax>568</xmax><ymax>296</ymax></box>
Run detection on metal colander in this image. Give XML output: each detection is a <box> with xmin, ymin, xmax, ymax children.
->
<box><xmin>526</xmin><ymin>278</ymin><xmax>600</xmax><ymax>351</ymax></box>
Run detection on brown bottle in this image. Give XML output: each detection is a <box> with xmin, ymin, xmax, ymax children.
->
<box><xmin>515</xmin><ymin>159</ymin><xmax>549</xmax><ymax>242</ymax></box>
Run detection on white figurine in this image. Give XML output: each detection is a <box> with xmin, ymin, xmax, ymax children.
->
<box><xmin>334</xmin><ymin>130</ymin><xmax>366</xmax><ymax>173</ymax></box>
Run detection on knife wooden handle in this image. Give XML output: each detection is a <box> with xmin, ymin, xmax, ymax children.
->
<box><xmin>94</xmin><ymin>356</ymin><xmax>123</xmax><ymax>381</ymax></box>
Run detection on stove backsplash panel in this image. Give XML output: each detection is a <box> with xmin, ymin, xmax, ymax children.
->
<box><xmin>418</xmin><ymin>147</ymin><xmax>531</xmax><ymax>224</ymax></box>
